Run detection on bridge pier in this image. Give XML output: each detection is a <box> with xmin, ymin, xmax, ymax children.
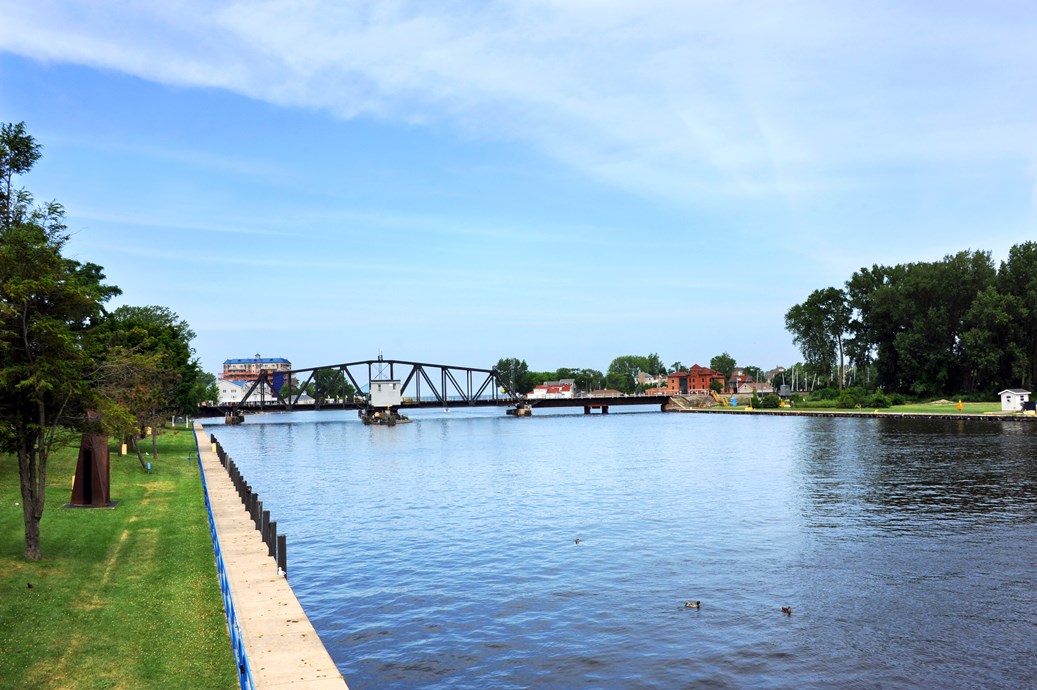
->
<box><xmin>583</xmin><ymin>405</ymin><xmax>609</xmax><ymax>414</ymax></box>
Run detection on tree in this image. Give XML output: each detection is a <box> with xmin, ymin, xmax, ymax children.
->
<box><xmin>606</xmin><ymin>355</ymin><xmax>654</xmax><ymax>393</ymax></box>
<box><xmin>94</xmin><ymin>347</ymin><xmax>175</xmax><ymax>468</ymax></box>
<box><xmin>709</xmin><ymin>352</ymin><xmax>736</xmax><ymax>379</ymax></box>
<box><xmin>1</xmin><ymin>129</ymin><xmax>117</xmax><ymax>557</ymax></box>
<box><xmin>1</xmin><ymin>122</ymin><xmax>119</xmax><ymax>560</ymax></box>
<box><xmin>669</xmin><ymin>361</ymin><xmax>684</xmax><ymax>373</ymax></box>
<box><xmin>495</xmin><ymin>357</ymin><xmax>532</xmax><ymax>396</ymax></box>
<box><xmin>556</xmin><ymin>367</ymin><xmax>605</xmax><ymax>392</ymax></box>
<box><xmin>785</xmin><ymin>288</ymin><xmax>851</xmax><ymax>389</ymax></box>
<box><xmin>1</xmin><ymin>122</ymin><xmax>41</xmax><ymax>228</ymax></box>
<box><xmin>999</xmin><ymin>241</ymin><xmax>1037</xmax><ymax>388</ymax></box>
<box><xmin>742</xmin><ymin>365</ymin><xmax>763</xmax><ymax>383</ymax></box>
<box><xmin>96</xmin><ymin>305</ymin><xmax>203</xmax><ymax>415</ymax></box>
<box><xmin>312</xmin><ymin>368</ymin><xmax>356</xmax><ymax>401</ymax></box>
<box><xmin>198</xmin><ymin>372</ymin><xmax>219</xmax><ymax>406</ymax></box>
<box><xmin>960</xmin><ymin>286</ymin><xmax>1026</xmax><ymax>393</ymax></box>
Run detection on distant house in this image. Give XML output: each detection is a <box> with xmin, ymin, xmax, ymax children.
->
<box><xmin>666</xmin><ymin>365</ymin><xmax>725</xmax><ymax>395</ymax></box>
<box><xmin>589</xmin><ymin>389</ymin><xmax>623</xmax><ymax>397</ymax></box>
<box><xmin>528</xmin><ymin>380</ymin><xmax>575</xmax><ymax>399</ymax></box>
<box><xmin>998</xmin><ymin>388</ymin><xmax>1031</xmax><ymax>412</ymax></box>
<box><xmin>218</xmin><ymin>379</ymin><xmax>277</xmax><ymax>405</ymax></box>
<box><xmin>636</xmin><ymin>370</ymin><xmax>668</xmax><ymax>387</ymax></box>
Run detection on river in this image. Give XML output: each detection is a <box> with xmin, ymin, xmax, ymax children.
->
<box><xmin>207</xmin><ymin>408</ymin><xmax>1037</xmax><ymax>689</ymax></box>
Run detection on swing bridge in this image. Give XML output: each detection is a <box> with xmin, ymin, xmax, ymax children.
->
<box><xmin>201</xmin><ymin>357</ymin><xmax>671</xmax><ymax>419</ymax></box>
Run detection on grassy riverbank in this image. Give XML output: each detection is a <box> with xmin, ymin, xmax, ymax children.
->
<box><xmin>0</xmin><ymin>426</ymin><xmax>238</xmax><ymax>689</ymax></box>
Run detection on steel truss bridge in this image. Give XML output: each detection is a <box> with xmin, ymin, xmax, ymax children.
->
<box><xmin>199</xmin><ymin>357</ymin><xmax>671</xmax><ymax>418</ymax></box>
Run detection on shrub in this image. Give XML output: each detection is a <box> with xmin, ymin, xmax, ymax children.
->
<box><xmin>836</xmin><ymin>386</ymin><xmax>868</xmax><ymax>408</ymax></box>
<box><xmin>811</xmin><ymin>387</ymin><xmax>840</xmax><ymax>401</ymax></box>
<box><xmin>868</xmin><ymin>393</ymin><xmax>891</xmax><ymax>408</ymax></box>
<box><xmin>760</xmin><ymin>393</ymin><xmax>782</xmax><ymax>409</ymax></box>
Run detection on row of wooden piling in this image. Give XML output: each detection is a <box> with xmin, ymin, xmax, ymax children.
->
<box><xmin>209</xmin><ymin>433</ymin><xmax>288</xmax><ymax>577</ymax></box>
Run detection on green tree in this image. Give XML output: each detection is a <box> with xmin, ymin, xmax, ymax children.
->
<box><xmin>312</xmin><ymin>367</ymin><xmax>356</xmax><ymax>401</ymax></box>
<box><xmin>557</xmin><ymin>367</ymin><xmax>605</xmax><ymax>392</ymax></box>
<box><xmin>94</xmin><ymin>347</ymin><xmax>175</xmax><ymax>468</ymax></box>
<box><xmin>198</xmin><ymin>371</ymin><xmax>219</xmax><ymax>406</ymax></box>
<box><xmin>742</xmin><ymin>365</ymin><xmax>763</xmax><ymax>383</ymax></box>
<box><xmin>960</xmin><ymin>286</ymin><xmax>1025</xmax><ymax>393</ymax></box>
<box><xmin>1</xmin><ymin>133</ymin><xmax>119</xmax><ymax>559</ymax></box>
<box><xmin>669</xmin><ymin>361</ymin><xmax>684</xmax><ymax>373</ymax></box>
<box><xmin>495</xmin><ymin>357</ymin><xmax>533</xmax><ymax>396</ymax></box>
<box><xmin>96</xmin><ymin>305</ymin><xmax>203</xmax><ymax>415</ymax></box>
<box><xmin>999</xmin><ymin>241</ymin><xmax>1037</xmax><ymax>388</ymax></box>
<box><xmin>606</xmin><ymin>355</ymin><xmax>654</xmax><ymax>393</ymax></box>
<box><xmin>785</xmin><ymin>287</ymin><xmax>851</xmax><ymax>389</ymax></box>
<box><xmin>1</xmin><ymin>122</ymin><xmax>41</xmax><ymax>228</ymax></box>
<box><xmin>709</xmin><ymin>352</ymin><xmax>736</xmax><ymax>379</ymax></box>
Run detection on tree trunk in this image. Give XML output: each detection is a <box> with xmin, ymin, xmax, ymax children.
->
<box><xmin>151</xmin><ymin>425</ymin><xmax>158</xmax><ymax>460</ymax></box>
<box><xmin>131</xmin><ymin>436</ymin><xmax>147</xmax><ymax>470</ymax></box>
<box><xmin>17</xmin><ymin>426</ymin><xmax>45</xmax><ymax>561</ymax></box>
<box><xmin>837</xmin><ymin>336</ymin><xmax>845</xmax><ymax>390</ymax></box>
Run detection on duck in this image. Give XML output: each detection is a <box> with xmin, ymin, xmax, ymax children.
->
<box><xmin>684</xmin><ymin>601</ymin><xmax>701</xmax><ymax>609</ymax></box>
<box><xmin>781</xmin><ymin>606</ymin><xmax>792</xmax><ymax>616</ymax></box>
<box><xmin>574</xmin><ymin>538</ymin><xmax>582</xmax><ymax>545</ymax></box>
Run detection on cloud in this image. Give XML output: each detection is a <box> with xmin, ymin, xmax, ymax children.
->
<box><xmin>3</xmin><ymin>1</ymin><xmax>1036</xmax><ymax>202</ymax></box>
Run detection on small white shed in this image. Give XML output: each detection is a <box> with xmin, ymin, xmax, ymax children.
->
<box><xmin>998</xmin><ymin>388</ymin><xmax>1030</xmax><ymax>412</ymax></box>
<box><xmin>370</xmin><ymin>379</ymin><xmax>402</xmax><ymax>407</ymax></box>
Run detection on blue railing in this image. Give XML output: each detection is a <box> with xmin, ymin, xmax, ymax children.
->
<box><xmin>194</xmin><ymin>430</ymin><xmax>257</xmax><ymax>690</ymax></box>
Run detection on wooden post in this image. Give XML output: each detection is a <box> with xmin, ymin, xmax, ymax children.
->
<box><xmin>277</xmin><ymin>534</ymin><xmax>287</xmax><ymax>576</ymax></box>
<box><xmin>261</xmin><ymin>510</ymin><xmax>270</xmax><ymax>552</ymax></box>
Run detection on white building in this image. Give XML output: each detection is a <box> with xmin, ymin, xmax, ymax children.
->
<box><xmin>218</xmin><ymin>379</ymin><xmax>278</xmax><ymax>405</ymax></box>
<box><xmin>528</xmin><ymin>380</ymin><xmax>575</xmax><ymax>399</ymax></box>
<box><xmin>998</xmin><ymin>388</ymin><xmax>1030</xmax><ymax>412</ymax></box>
<box><xmin>370</xmin><ymin>379</ymin><xmax>403</xmax><ymax>407</ymax></box>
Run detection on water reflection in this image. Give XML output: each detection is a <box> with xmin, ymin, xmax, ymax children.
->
<box><xmin>797</xmin><ymin>417</ymin><xmax>1037</xmax><ymax>534</ymax></box>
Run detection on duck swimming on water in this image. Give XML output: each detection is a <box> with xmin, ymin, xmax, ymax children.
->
<box><xmin>781</xmin><ymin>606</ymin><xmax>792</xmax><ymax>616</ymax></box>
<box><xmin>684</xmin><ymin>601</ymin><xmax>701</xmax><ymax>609</ymax></box>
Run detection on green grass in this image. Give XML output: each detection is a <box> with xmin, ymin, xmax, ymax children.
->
<box><xmin>748</xmin><ymin>400</ymin><xmax>1006</xmax><ymax>415</ymax></box>
<box><xmin>0</xmin><ymin>425</ymin><xmax>238</xmax><ymax>690</ymax></box>
<box><xmin>887</xmin><ymin>401</ymin><xmax>1004</xmax><ymax>415</ymax></box>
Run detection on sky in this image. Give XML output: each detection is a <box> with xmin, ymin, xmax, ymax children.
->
<box><xmin>2</xmin><ymin>1</ymin><xmax>1035</xmax><ymax>377</ymax></box>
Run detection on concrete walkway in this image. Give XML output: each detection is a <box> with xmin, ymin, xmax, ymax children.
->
<box><xmin>194</xmin><ymin>424</ymin><xmax>348</xmax><ymax>689</ymax></box>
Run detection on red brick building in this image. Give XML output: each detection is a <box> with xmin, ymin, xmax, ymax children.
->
<box><xmin>666</xmin><ymin>365</ymin><xmax>725</xmax><ymax>394</ymax></box>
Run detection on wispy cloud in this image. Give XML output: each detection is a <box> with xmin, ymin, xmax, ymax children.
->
<box><xmin>3</xmin><ymin>1</ymin><xmax>1035</xmax><ymax>202</ymax></box>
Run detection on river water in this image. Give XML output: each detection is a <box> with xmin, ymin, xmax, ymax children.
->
<box><xmin>207</xmin><ymin>408</ymin><xmax>1037</xmax><ymax>689</ymax></box>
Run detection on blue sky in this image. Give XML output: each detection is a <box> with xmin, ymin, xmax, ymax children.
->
<box><xmin>2</xmin><ymin>2</ymin><xmax>1035</xmax><ymax>377</ymax></box>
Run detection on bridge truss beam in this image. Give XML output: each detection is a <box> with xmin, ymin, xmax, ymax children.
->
<box><xmin>227</xmin><ymin>358</ymin><xmax>519</xmax><ymax>414</ymax></box>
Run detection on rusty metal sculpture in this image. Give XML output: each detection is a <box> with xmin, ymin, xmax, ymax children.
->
<box><xmin>69</xmin><ymin>433</ymin><xmax>114</xmax><ymax>507</ymax></box>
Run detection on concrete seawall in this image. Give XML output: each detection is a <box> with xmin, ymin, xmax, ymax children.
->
<box><xmin>194</xmin><ymin>424</ymin><xmax>348</xmax><ymax>689</ymax></box>
<box><xmin>671</xmin><ymin>407</ymin><xmax>1037</xmax><ymax>422</ymax></box>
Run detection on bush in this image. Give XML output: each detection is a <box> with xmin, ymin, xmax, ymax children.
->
<box><xmin>750</xmin><ymin>394</ymin><xmax>762</xmax><ymax>408</ymax></box>
<box><xmin>868</xmin><ymin>393</ymin><xmax>891</xmax><ymax>408</ymax></box>
<box><xmin>836</xmin><ymin>386</ymin><xmax>868</xmax><ymax>408</ymax></box>
<box><xmin>760</xmin><ymin>393</ymin><xmax>781</xmax><ymax>409</ymax></box>
<box><xmin>888</xmin><ymin>392</ymin><xmax>906</xmax><ymax>406</ymax></box>
<box><xmin>811</xmin><ymin>387</ymin><xmax>840</xmax><ymax>401</ymax></box>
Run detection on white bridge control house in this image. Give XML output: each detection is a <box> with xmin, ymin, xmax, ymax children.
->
<box><xmin>370</xmin><ymin>379</ymin><xmax>403</xmax><ymax>407</ymax></box>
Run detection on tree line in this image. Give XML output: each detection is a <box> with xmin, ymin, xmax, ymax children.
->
<box><xmin>496</xmin><ymin>351</ymin><xmax>765</xmax><ymax>395</ymax></box>
<box><xmin>785</xmin><ymin>245</ymin><xmax>1037</xmax><ymax>397</ymax></box>
<box><xmin>1</xmin><ymin>122</ymin><xmax>213</xmax><ymax>560</ymax></box>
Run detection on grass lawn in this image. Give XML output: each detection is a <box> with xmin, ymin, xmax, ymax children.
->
<box><xmin>888</xmin><ymin>401</ymin><xmax>1004</xmax><ymax>414</ymax></box>
<box><xmin>0</xmin><ymin>425</ymin><xmax>238</xmax><ymax>690</ymax></box>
